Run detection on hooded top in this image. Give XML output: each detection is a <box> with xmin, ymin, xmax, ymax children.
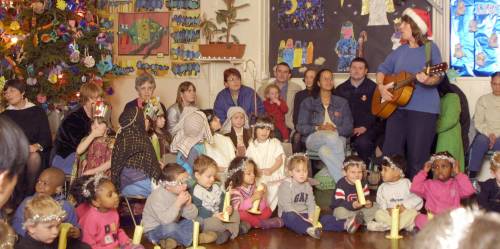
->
<box><xmin>220</xmin><ymin>106</ymin><xmax>250</xmax><ymax>134</ymax></box>
<box><xmin>170</xmin><ymin>108</ymin><xmax>213</xmax><ymax>158</ymax></box>
<box><xmin>111</xmin><ymin>107</ymin><xmax>161</xmax><ymax>187</ymax></box>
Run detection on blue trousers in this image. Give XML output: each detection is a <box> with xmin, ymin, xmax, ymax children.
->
<box><xmin>282</xmin><ymin>212</ymin><xmax>345</xmax><ymax>234</ymax></box>
<box><xmin>121</xmin><ymin>178</ymin><xmax>152</xmax><ymax>197</ymax></box>
<box><xmin>147</xmin><ymin>219</ymin><xmax>193</xmax><ymax>246</ymax></box>
<box><xmin>468</xmin><ymin>133</ymin><xmax>500</xmax><ymax>172</ymax></box>
<box><xmin>306</xmin><ymin>131</ymin><xmax>346</xmax><ymax>182</ymax></box>
<box><xmin>382</xmin><ymin>110</ymin><xmax>438</xmax><ymax>179</ymax></box>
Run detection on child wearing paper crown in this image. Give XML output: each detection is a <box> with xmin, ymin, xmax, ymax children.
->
<box><xmin>75</xmin><ymin>101</ymin><xmax>114</xmax><ymax>177</ymax></box>
<box><xmin>410</xmin><ymin>151</ymin><xmax>475</xmax><ymax>230</ymax></box>
<box><xmin>330</xmin><ymin>155</ymin><xmax>377</xmax><ymax>225</ymax></box>
<box><xmin>71</xmin><ymin>174</ymin><xmax>143</xmax><ymax>249</ymax></box>
<box><xmin>478</xmin><ymin>151</ymin><xmax>500</xmax><ymax>213</ymax></box>
<box><xmin>191</xmin><ymin>155</ymin><xmax>242</xmax><ymax>245</ymax></box>
<box><xmin>15</xmin><ymin>194</ymin><xmax>90</xmax><ymax>249</ymax></box>
<box><xmin>368</xmin><ymin>155</ymin><xmax>423</xmax><ymax>232</ymax></box>
<box><xmin>245</xmin><ymin>115</ymin><xmax>286</xmax><ymax>211</ymax></box>
<box><xmin>144</xmin><ymin>97</ymin><xmax>170</xmax><ymax>164</ymax></box>
<box><xmin>226</xmin><ymin>157</ymin><xmax>284</xmax><ymax>229</ymax></box>
<box><xmin>142</xmin><ymin>163</ymin><xmax>217</xmax><ymax>249</ymax></box>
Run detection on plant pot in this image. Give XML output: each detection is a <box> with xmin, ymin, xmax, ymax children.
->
<box><xmin>199</xmin><ymin>43</ymin><xmax>246</xmax><ymax>58</ymax></box>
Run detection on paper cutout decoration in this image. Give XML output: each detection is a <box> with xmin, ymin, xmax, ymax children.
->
<box><xmin>278</xmin><ymin>0</ymin><xmax>324</xmax><ymax>30</ymax></box>
<box><xmin>335</xmin><ymin>21</ymin><xmax>358</xmax><ymax>72</ymax></box>
<box><xmin>277</xmin><ymin>38</ymin><xmax>314</xmax><ymax>69</ymax></box>
<box><xmin>361</xmin><ymin>0</ymin><xmax>395</xmax><ymax>26</ymax></box>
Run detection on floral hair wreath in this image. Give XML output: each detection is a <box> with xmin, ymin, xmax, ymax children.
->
<box><xmin>23</xmin><ymin>210</ymin><xmax>67</xmax><ymax>229</ymax></box>
<box><xmin>430</xmin><ymin>154</ymin><xmax>455</xmax><ymax>165</ymax></box>
<box><xmin>287</xmin><ymin>152</ymin><xmax>309</xmax><ymax>162</ymax></box>
<box><xmin>159</xmin><ymin>176</ymin><xmax>192</xmax><ymax>188</ymax></box>
<box><xmin>82</xmin><ymin>173</ymin><xmax>109</xmax><ymax>198</ymax></box>
<box><xmin>382</xmin><ymin>156</ymin><xmax>405</xmax><ymax>177</ymax></box>
<box><xmin>342</xmin><ymin>158</ymin><xmax>366</xmax><ymax>170</ymax></box>
<box><xmin>227</xmin><ymin>158</ymin><xmax>250</xmax><ymax>179</ymax></box>
<box><xmin>253</xmin><ymin>121</ymin><xmax>274</xmax><ymax>130</ymax></box>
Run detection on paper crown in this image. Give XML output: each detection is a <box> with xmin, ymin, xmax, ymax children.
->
<box><xmin>93</xmin><ymin>101</ymin><xmax>110</xmax><ymax>119</ymax></box>
<box><xmin>144</xmin><ymin>97</ymin><xmax>164</xmax><ymax>120</ymax></box>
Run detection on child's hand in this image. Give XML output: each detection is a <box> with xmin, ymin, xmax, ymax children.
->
<box><xmin>225</xmin><ymin>205</ymin><xmax>233</xmax><ymax>215</ymax></box>
<box><xmin>423</xmin><ymin>161</ymin><xmax>432</xmax><ymax>173</ymax></box>
<box><xmin>175</xmin><ymin>191</ymin><xmax>190</xmax><ymax>207</ymax></box>
<box><xmin>352</xmin><ymin>201</ymin><xmax>362</xmax><ymax>209</ymax></box>
<box><xmin>399</xmin><ymin>205</ymin><xmax>406</xmax><ymax>213</ymax></box>
<box><xmin>68</xmin><ymin>227</ymin><xmax>81</xmax><ymax>239</ymax></box>
<box><xmin>260</xmin><ymin>168</ymin><xmax>273</xmax><ymax>176</ymax></box>
<box><xmin>273</xmin><ymin>98</ymin><xmax>281</xmax><ymax>105</ymax></box>
<box><xmin>252</xmin><ymin>190</ymin><xmax>264</xmax><ymax>202</ymax></box>
<box><xmin>365</xmin><ymin>200</ymin><xmax>373</xmax><ymax>208</ymax></box>
<box><xmin>453</xmin><ymin>160</ymin><xmax>461</xmax><ymax>175</ymax></box>
<box><xmin>214</xmin><ymin>212</ymin><xmax>225</xmax><ymax>220</ymax></box>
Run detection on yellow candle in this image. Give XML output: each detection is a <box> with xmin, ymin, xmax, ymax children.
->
<box><xmin>223</xmin><ymin>190</ymin><xmax>231</xmax><ymax>221</ymax></box>
<box><xmin>132</xmin><ymin>225</ymin><xmax>144</xmax><ymax>245</ymax></box>
<box><xmin>187</xmin><ymin>221</ymin><xmax>206</xmax><ymax>249</ymax></box>
<box><xmin>312</xmin><ymin>205</ymin><xmax>321</xmax><ymax>227</ymax></box>
<box><xmin>57</xmin><ymin>223</ymin><xmax>73</xmax><ymax>249</ymax></box>
<box><xmin>386</xmin><ymin>206</ymin><xmax>402</xmax><ymax>239</ymax></box>
<box><xmin>428</xmin><ymin>211</ymin><xmax>434</xmax><ymax>220</ymax></box>
<box><xmin>354</xmin><ymin>179</ymin><xmax>366</xmax><ymax>205</ymax></box>
<box><xmin>249</xmin><ymin>185</ymin><xmax>264</xmax><ymax>213</ymax></box>
<box><xmin>154</xmin><ymin>246</ymin><xmax>161</xmax><ymax>249</ymax></box>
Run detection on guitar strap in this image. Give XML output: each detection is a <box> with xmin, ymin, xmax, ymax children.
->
<box><xmin>425</xmin><ymin>41</ymin><xmax>431</xmax><ymax>74</ymax></box>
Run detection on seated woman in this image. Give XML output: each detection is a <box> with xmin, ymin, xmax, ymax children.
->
<box><xmin>297</xmin><ymin>69</ymin><xmax>353</xmax><ymax>182</ymax></box>
<box><xmin>124</xmin><ymin>72</ymin><xmax>167</xmax><ymax>114</ymax></box>
<box><xmin>166</xmin><ymin>81</ymin><xmax>197</xmax><ymax>137</ymax></box>
<box><xmin>111</xmin><ymin>106</ymin><xmax>162</xmax><ymax>197</ymax></box>
<box><xmin>52</xmin><ymin>82</ymin><xmax>102</xmax><ymax>175</ymax></box>
<box><xmin>214</xmin><ymin>68</ymin><xmax>264</xmax><ymax>124</ymax></box>
<box><xmin>1</xmin><ymin>79</ymin><xmax>51</xmax><ymax>200</ymax></box>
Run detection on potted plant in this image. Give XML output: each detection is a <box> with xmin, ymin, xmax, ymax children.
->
<box><xmin>199</xmin><ymin>0</ymin><xmax>249</xmax><ymax>58</ymax></box>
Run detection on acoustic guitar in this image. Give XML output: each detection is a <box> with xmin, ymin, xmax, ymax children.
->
<box><xmin>371</xmin><ymin>63</ymin><xmax>448</xmax><ymax>119</ymax></box>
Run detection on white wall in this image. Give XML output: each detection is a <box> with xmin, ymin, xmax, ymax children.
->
<box><xmin>107</xmin><ymin>0</ymin><xmax>494</xmax><ymax>127</ymax></box>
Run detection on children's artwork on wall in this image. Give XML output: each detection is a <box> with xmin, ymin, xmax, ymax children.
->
<box><xmin>270</xmin><ymin>0</ymin><xmax>431</xmax><ymax>75</ymax></box>
<box><xmin>450</xmin><ymin>0</ymin><xmax>499</xmax><ymax>76</ymax></box>
<box><xmin>278</xmin><ymin>0</ymin><xmax>325</xmax><ymax>30</ymax></box>
<box><xmin>335</xmin><ymin>21</ymin><xmax>358</xmax><ymax>72</ymax></box>
<box><xmin>118</xmin><ymin>12</ymin><xmax>170</xmax><ymax>57</ymax></box>
<box><xmin>277</xmin><ymin>39</ymin><xmax>314</xmax><ymax>69</ymax></box>
<box><xmin>361</xmin><ymin>0</ymin><xmax>395</xmax><ymax>26</ymax></box>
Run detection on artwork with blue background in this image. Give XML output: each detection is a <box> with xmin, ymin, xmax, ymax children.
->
<box><xmin>450</xmin><ymin>0</ymin><xmax>499</xmax><ymax>76</ymax></box>
<box><xmin>278</xmin><ymin>0</ymin><xmax>324</xmax><ymax>30</ymax></box>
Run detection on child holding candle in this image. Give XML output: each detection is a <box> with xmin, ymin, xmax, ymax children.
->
<box><xmin>245</xmin><ymin>116</ymin><xmax>286</xmax><ymax>210</ymax></box>
<box><xmin>411</xmin><ymin>151</ymin><xmax>475</xmax><ymax>230</ymax></box>
<box><xmin>71</xmin><ymin>174</ymin><xmax>142</xmax><ymax>249</ymax></box>
<box><xmin>15</xmin><ymin>194</ymin><xmax>90</xmax><ymax>249</ymax></box>
<box><xmin>368</xmin><ymin>155</ymin><xmax>423</xmax><ymax>232</ymax></box>
<box><xmin>477</xmin><ymin>151</ymin><xmax>500</xmax><ymax>213</ymax></box>
<box><xmin>278</xmin><ymin>154</ymin><xmax>363</xmax><ymax>239</ymax></box>
<box><xmin>191</xmin><ymin>155</ymin><xmax>241</xmax><ymax>245</ymax></box>
<box><xmin>142</xmin><ymin>163</ymin><xmax>217</xmax><ymax>249</ymax></box>
<box><xmin>331</xmin><ymin>156</ymin><xmax>377</xmax><ymax>225</ymax></box>
<box><xmin>225</xmin><ymin>156</ymin><xmax>284</xmax><ymax>229</ymax></box>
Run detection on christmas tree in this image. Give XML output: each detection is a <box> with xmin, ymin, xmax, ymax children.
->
<box><xmin>0</xmin><ymin>0</ymin><xmax>112</xmax><ymax>102</ymax></box>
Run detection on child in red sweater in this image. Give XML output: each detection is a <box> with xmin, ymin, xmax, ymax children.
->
<box><xmin>263</xmin><ymin>84</ymin><xmax>289</xmax><ymax>141</ymax></box>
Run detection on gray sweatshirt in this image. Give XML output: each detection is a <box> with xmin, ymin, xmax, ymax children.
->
<box><xmin>277</xmin><ymin>177</ymin><xmax>316</xmax><ymax>218</ymax></box>
<box><xmin>376</xmin><ymin>178</ymin><xmax>423</xmax><ymax>210</ymax></box>
<box><xmin>142</xmin><ymin>187</ymin><xmax>198</xmax><ymax>233</ymax></box>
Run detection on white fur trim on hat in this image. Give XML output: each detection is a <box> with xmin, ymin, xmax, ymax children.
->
<box><xmin>403</xmin><ymin>8</ymin><xmax>428</xmax><ymax>35</ymax></box>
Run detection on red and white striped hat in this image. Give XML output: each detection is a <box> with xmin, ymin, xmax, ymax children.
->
<box><xmin>403</xmin><ymin>8</ymin><xmax>432</xmax><ymax>38</ymax></box>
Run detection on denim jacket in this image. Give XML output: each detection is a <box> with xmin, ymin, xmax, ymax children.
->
<box><xmin>297</xmin><ymin>95</ymin><xmax>353</xmax><ymax>138</ymax></box>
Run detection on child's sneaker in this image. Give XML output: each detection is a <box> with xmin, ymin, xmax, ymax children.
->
<box><xmin>215</xmin><ymin>230</ymin><xmax>232</xmax><ymax>245</ymax></box>
<box><xmin>199</xmin><ymin>231</ymin><xmax>217</xmax><ymax>244</ymax></box>
<box><xmin>239</xmin><ymin>221</ymin><xmax>251</xmax><ymax>234</ymax></box>
<box><xmin>260</xmin><ymin>217</ymin><xmax>284</xmax><ymax>229</ymax></box>
<box><xmin>306</xmin><ymin>226</ymin><xmax>322</xmax><ymax>239</ymax></box>
<box><xmin>367</xmin><ymin>221</ymin><xmax>390</xmax><ymax>232</ymax></box>
<box><xmin>159</xmin><ymin>238</ymin><xmax>177</xmax><ymax>249</ymax></box>
<box><xmin>345</xmin><ymin>212</ymin><xmax>364</xmax><ymax>233</ymax></box>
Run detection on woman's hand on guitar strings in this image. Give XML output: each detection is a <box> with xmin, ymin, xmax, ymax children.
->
<box><xmin>377</xmin><ymin>83</ymin><xmax>394</xmax><ymax>102</ymax></box>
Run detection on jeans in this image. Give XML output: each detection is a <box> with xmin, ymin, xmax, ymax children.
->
<box><xmin>121</xmin><ymin>178</ymin><xmax>152</xmax><ymax>197</ymax></box>
<box><xmin>468</xmin><ymin>133</ymin><xmax>500</xmax><ymax>173</ymax></box>
<box><xmin>306</xmin><ymin>131</ymin><xmax>346</xmax><ymax>182</ymax></box>
<box><xmin>146</xmin><ymin>219</ymin><xmax>193</xmax><ymax>246</ymax></box>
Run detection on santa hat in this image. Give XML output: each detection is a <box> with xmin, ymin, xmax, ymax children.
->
<box><xmin>403</xmin><ymin>8</ymin><xmax>432</xmax><ymax>38</ymax></box>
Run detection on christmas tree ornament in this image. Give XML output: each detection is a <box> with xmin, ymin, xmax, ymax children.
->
<box><xmin>81</xmin><ymin>75</ymin><xmax>87</xmax><ymax>82</ymax></box>
<box><xmin>56</xmin><ymin>0</ymin><xmax>67</xmax><ymax>10</ymax></box>
<box><xmin>84</xmin><ymin>55</ymin><xmax>95</xmax><ymax>68</ymax></box>
<box><xmin>9</xmin><ymin>21</ymin><xmax>20</xmax><ymax>31</ymax></box>
<box><xmin>31</xmin><ymin>2</ymin><xmax>45</xmax><ymax>14</ymax></box>
<box><xmin>70</xmin><ymin>50</ymin><xmax>80</xmax><ymax>63</ymax></box>
<box><xmin>26</xmin><ymin>77</ymin><xmax>38</xmax><ymax>86</ymax></box>
<box><xmin>48</xmin><ymin>72</ymin><xmax>58</xmax><ymax>84</ymax></box>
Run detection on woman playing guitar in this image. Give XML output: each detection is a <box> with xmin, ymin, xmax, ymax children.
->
<box><xmin>376</xmin><ymin>8</ymin><xmax>443</xmax><ymax>179</ymax></box>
